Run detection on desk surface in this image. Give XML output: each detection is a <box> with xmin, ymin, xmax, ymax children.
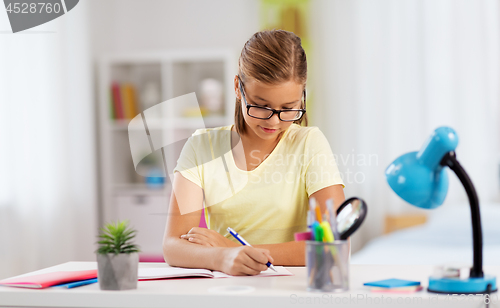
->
<box><xmin>0</xmin><ymin>262</ymin><xmax>498</xmax><ymax>308</ymax></box>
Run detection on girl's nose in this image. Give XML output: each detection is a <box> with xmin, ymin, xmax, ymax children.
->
<box><xmin>267</xmin><ymin>112</ymin><xmax>280</xmax><ymax>126</ymax></box>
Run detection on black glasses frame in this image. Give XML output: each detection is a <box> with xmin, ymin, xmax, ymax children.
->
<box><xmin>238</xmin><ymin>76</ymin><xmax>306</xmax><ymax>122</ymax></box>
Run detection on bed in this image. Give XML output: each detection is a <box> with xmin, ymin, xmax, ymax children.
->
<box><xmin>350</xmin><ymin>203</ymin><xmax>500</xmax><ymax>266</ymax></box>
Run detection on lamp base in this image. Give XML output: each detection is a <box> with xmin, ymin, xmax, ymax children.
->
<box><xmin>428</xmin><ymin>275</ymin><xmax>497</xmax><ymax>294</ymax></box>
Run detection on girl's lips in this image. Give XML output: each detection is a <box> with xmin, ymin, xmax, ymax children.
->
<box><xmin>260</xmin><ymin>126</ymin><xmax>277</xmax><ymax>133</ymax></box>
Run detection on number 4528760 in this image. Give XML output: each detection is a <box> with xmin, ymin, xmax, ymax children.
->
<box><xmin>5</xmin><ymin>3</ymin><xmax>62</xmax><ymax>14</ymax></box>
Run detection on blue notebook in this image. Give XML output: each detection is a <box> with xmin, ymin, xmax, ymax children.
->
<box><xmin>53</xmin><ymin>278</ymin><xmax>98</xmax><ymax>289</ymax></box>
<box><xmin>363</xmin><ymin>278</ymin><xmax>420</xmax><ymax>288</ymax></box>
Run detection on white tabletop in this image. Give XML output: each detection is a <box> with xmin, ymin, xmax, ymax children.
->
<box><xmin>0</xmin><ymin>262</ymin><xmax>498</xmax><ymax>308</ymax></box>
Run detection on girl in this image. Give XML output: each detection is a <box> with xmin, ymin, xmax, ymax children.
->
<box><xmin>163</xmin><ymin>30</ymin><xmax>345</xmax><ymax>276</ymax></box>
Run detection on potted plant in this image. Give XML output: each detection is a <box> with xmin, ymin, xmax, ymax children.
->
<box><xmin>96</xmin><ymin>220</ymin><xmax>140</xmax><ymax>290</ymax></box>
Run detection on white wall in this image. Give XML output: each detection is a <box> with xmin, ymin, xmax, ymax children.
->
<box><xmin>0</xmin><ymin>0</ymin><xmax>96</xmax><ymax>279</ymax></box>
<box><xmin>311</xmin><ymin>0</ymin><xmax>500</xmax><ymax>253</ymax></box>
<box><xmin>89</xmin><ymin>0</ymin><xmax>259</xmax><ymax>61</ymax></box>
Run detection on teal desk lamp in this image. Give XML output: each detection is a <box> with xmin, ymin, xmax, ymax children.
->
<box><xmin>385</xmin><ymin>127</ymin><xmax>497</xmax><ymax>294</ymax></box>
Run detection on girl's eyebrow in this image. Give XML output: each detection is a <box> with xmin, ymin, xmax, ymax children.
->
<box><xmin>253</xmin><ymin>95</ymin><xmax>300</xmax><ymax>105</ymax></box>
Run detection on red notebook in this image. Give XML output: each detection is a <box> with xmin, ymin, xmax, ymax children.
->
<box><xmin>0</xmin><ymin>270</ymin><xmax>97</xmax><ymax>289</ymax></box>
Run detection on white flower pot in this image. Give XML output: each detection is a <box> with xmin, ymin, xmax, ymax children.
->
<box><xmin>96</xmin><ymin>252</ymin><xmax>139</xmax><ymax>290</ymax></box>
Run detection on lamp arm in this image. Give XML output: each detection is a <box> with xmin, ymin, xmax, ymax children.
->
<box><xmin>440</xmin><ymin>151</ymin><xmax>484</xmax><ymax>278</ymax></box>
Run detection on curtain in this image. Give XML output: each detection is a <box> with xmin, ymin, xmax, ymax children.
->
<box><xmin>0</xmin><ymin>1</ymin><xmax>96</xmax><ymax>279</ymax></box>
<box><xmin>311</xmin><ymin>0</ymin><xmax>500</xmax><ymax>252</ymax></box>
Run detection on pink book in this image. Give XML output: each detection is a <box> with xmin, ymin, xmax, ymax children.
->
<box><xmin>111</xmin><ymin>82</ymin><xmax>124</xmax><ymax>119</ymax></box>
<box><xmin>0</xmin><ymin>270</ymin><xmax>97</xmax><ymax>289</ymax></box>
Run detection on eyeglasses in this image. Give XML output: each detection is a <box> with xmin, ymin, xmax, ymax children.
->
<box><xmin>238</xmin><ymin>77</ymin><xmax>306</xmax><ymax>122</ymax></box>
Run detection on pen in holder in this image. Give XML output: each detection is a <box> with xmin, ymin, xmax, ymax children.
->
<box><xmin>306</xmin><ymin>240</ymin><xmax>349</xmax><ymax>292</ymax></box>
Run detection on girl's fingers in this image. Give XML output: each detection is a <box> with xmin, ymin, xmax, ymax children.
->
<box><xmin>233</xmin><ymin>253</ymin><xmax>263</xmax><ymax>275</ymax></box>
<box><xmin>187</xmin><ymin>227</ymin><xmax>209</xmax><ymax>236</ymax></box>
<box><xmin>180</xmin><ymin>233</ymin><xmax>207</xmax><ymax>240</ymax></box>
<box><xmin>241</xmin><ymin>249</ymin><xmax>269</xmax><ymax>273</ymax></box>
<box><xmin>186</xmin><ymin>236</ymin><xmax>211</xmax><ymax>247</ymax></box>
<box><xmin>246</xmin><ymin>247</ymin><xmax>272</xmax><ymax>266</ymax></box>
<box><xmin>188</xmin><ymin>228</ymin><xmax>224</xmax><ymax>239</ymax></box>
<box><xmin>255</xmin><ymin>248</ymin><xmax>274</xmax><ymax>263</ymax></box>
<box><xmin>263</xmin><ymin>251</ymin><xmax>274</xmax><ymax>264</ymax></box>
<box><xmin>181</xmin><ymin>234</ymin><xmax>213</xmax><ymax>246</ymax></box>
<box><xmin>240</xmin><ymin>264</ymin><xmax>262</xmax><ymax>276</ymax></box>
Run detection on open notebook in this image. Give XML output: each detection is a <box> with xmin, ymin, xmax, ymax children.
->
<box><xmin>138</xmin><ymin>266</ymin><xmax>293</xmax><ymax>280</ymax></box>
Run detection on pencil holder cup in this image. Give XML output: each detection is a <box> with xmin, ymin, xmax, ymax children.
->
<box><xmin>306</xmin><ymin>240</ymin><xmax>349</xmax><ymax>292</ymax></box>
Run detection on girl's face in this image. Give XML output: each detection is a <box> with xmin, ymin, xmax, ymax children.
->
<box><xmin>234</xmin><ymin>76</ymin><xmax>304</xmax><ymax>142</ymax></box>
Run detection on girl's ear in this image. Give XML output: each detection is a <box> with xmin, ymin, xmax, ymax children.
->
<box><xmin>234</xmin><ymin>75</ymin><xmax>240</xmax><ymax>99</ymax></box>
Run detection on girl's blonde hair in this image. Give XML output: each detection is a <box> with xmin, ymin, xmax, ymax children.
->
<box><xmin>235</xmin><ymin>29</ymin><xmax>308</xmax><ymax>135</ymax></box>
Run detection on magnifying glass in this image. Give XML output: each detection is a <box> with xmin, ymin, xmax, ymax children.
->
<box><xmin>336</xmin><ymin>197</ymin><xmax>368</xmax><ymax>240</ymax></box>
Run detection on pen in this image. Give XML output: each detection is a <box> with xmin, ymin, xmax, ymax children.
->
<box><xmin>226</xmin><ymin>227</ymin><xmax>277</xmax><ymax>272</ymax></box>
<box><xmin>320</xmin><ymin>221</ymin><xmax>334</xmax><ymax>242</ymax></box>
<box><xmin>326</xmin><ymin>199</ymin><xmax>340</xmax><ymax>240</ymax></box>
<box><xmin>307</xmin><ymin>210</ymin><xmax>314</xmax><ymax>229</ymax></box>
<box><xmin>310</xmin><ymin>198</ymin><xmax>323</xmax><ymax>223</ymax></box>
<box><xmin>311</xmin><ymin>221</ymin><xmax>323</xmax><ymax>242</ymax></box>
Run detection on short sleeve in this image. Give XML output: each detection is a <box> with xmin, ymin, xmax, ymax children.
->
<box><xmin>173</xmin><ymin>135</ymin><xmax>203</xmax><ymax>189</ymax></box>
<box><xmin>304</xmin><ymin>128</ymin><xmax>345</xmax><ymax>196</ymax></box>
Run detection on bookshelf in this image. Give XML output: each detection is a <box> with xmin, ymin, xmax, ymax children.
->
<box><xmin>97</xmin><ymin>50</ymin><xmax>235</xmax><ymax>259</ymax></box>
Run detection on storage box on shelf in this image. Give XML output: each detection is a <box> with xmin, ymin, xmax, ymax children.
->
<box><xmin>97</xmin><ymin>50</ymin><xmax>235</xmax><ymax>260</ymax></box>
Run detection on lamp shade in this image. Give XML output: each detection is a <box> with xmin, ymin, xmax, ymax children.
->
<box><xmin>385</xmin><ymin>127</ymin><xmax>459</xmax><ymax>209</ymax></box>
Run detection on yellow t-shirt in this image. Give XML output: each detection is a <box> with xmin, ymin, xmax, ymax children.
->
<box><xmin>173</xmin><ymin>124</ymin><xmax>344</xmax><ymax>245</ymax></box>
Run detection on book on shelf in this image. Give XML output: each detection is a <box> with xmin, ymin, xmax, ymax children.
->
<box><xmin>109</xmin><ymin>90</ymin><xmax>115</xmax><ymax>119</ymax></box>
<box><xmin>111</xmin><ymin>82</ymin><xmax>125</xmax><ymax>120</ymax></box>
<box><xmin>110</xmin><ymin>82</ymin><xmax>140</xmax><ymax>121</ymax></box>
<box><xmin>122</xmin><ymin>83</ymin><xmax>140</xmax><ymax>119</ymax></box>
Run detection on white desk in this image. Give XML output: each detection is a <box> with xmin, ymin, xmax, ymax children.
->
<box><xmin>0</xmin><ymin>262</ymin><xmax>498</xmax><ymax>308</ymax></box>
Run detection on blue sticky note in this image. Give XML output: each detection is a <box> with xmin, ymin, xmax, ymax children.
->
<box><xmin>363</xmin><ymin>278</ymin><xmax>420</xmax><ymax>288</ymax></box>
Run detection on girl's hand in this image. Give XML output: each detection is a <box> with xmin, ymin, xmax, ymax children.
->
<box><xmin>180</xmin><ymin>227</ymin><xmax>239</xmax><ymax>247</ymax></box>
<box><xmin>217</xmin><ymin>246</ymin><xmax>275</xmax><ymax>276</ymax></box>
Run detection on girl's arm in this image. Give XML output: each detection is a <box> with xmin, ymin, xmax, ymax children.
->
<box><xmin>253</xmin><ymin>241</ymin><xmax>306</xmax><ymax>266</ymax></box>
<box><xmin>163</xmin><ymin>172</ymin><xmax>274</xmax><ymax>275</ymax></box>
<box><xmin>253</xmin><ymin>184</ymin><xmax>347</xmax><ymax>266</ymax></box>
<box><xmin>311</xmin><ymin>184</ymin><xmax>346</xmax><ymax>214</ymax></box>
<box><xmin>162</xmin><ymin>172</ymin><xmax>216</xmax><ymax>268</ymax></box>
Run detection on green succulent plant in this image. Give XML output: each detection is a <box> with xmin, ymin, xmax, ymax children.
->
<box><xmin>96</xmin><ymin>220</ymin><xmax>140</xmax><ymax>254</ymax></box>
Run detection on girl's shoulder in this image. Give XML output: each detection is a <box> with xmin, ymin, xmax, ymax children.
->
<box><xmin>192</xmin><ymin>125</ymin><xmax>232</xmax><ymax>136</ymax></box>
<box><xmin>187</xmin><ymin>125</ymin><xmax>233</xmax><ymax>154</ymax></box>
<box><xmin>284</xmin><ymin>124</ymin><xmax>324</xmax><ymax>142</ymax></box>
